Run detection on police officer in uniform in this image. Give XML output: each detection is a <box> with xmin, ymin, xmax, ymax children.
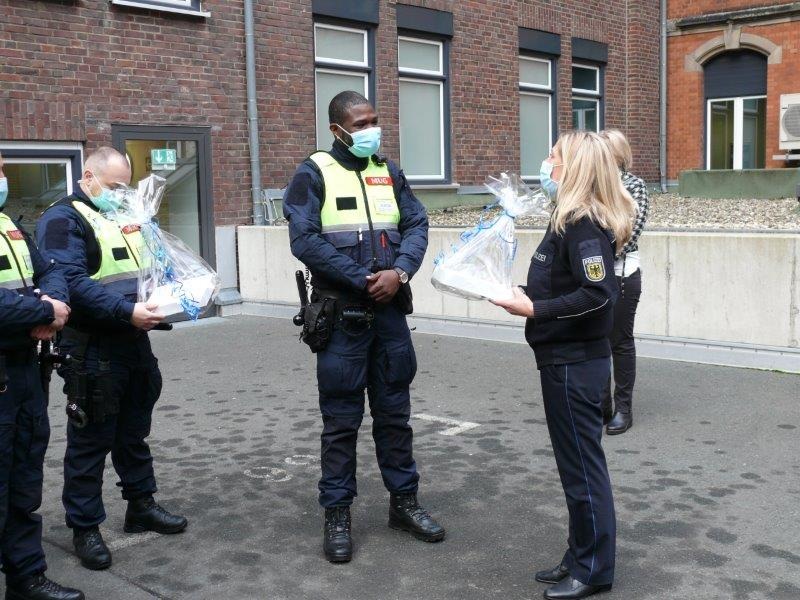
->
<box><xmin>0</xmin><ymin>151</ymin><xmax>84</xmax><ymax>599</ymax></box>
<box><xmin>36</xmin><ymin>148</ymin><xmax>187</xmax><ymax>571</ymax></box>
<box><xmin>493</xmin><ymin>131</ymin><xmax>637</xmax><ymax>599</ymax></box>
<box><xmin>284</xmin><ymin>91</ymin><xmax>444</xmax><ymax>563</ymax></box>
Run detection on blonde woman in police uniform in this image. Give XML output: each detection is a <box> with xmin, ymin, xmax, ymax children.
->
<box><xmin>283</xmin><ymin>91</ymin><xmax>444</xmax><ymax>563</ymax></box>
<box><xmin>493</xmin><ymin>131</ymin><xmax>637</xmax><ymax>599</ymax></box>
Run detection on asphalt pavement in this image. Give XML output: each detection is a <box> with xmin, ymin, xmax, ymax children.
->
<box><xmin>2</xmin><ymin>315</ymin><xmax>799</xmax><ymax>600</ymax></box>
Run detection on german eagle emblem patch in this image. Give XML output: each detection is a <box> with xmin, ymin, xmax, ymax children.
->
<box><xmin>582</xmin><ymin>256</ymin><xmax>605</xmax><ymax>282</ymax></box>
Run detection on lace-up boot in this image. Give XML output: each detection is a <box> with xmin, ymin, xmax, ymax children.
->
<box><xmin>388</xmin><ymin>493</ymin><xmax>445</xmax><ymax>542</ymax></box>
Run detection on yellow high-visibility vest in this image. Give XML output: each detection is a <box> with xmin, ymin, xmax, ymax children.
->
<box><xmin>0</xmin><ymin>212</ymin><xmax>34</xmax><ymax>292</ymax></box>
<box><xmin>308</xmin><ymin>152</ymin><xmax>400</xmax><ymax>235</ymax></box>
<box><xmin>70</xmin><ymin>201</ymin><xmax>145</xmax><ymax>288</ymax></box>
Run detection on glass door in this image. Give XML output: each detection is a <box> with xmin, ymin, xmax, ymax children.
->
<box><xmin>112</xmin><ymin>126</ymin><xmax>214</xmax><ymax>264</ymax></box>
<box><xmin>706</xmin><ymin>96</ymin><xmax>766</xmax><ymax>170</ymax></box>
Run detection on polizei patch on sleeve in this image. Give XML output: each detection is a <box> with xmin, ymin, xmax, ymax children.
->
<box><xmin>582</xmin><ymin>256</ymin><xmax>606</xmax><ymax>281</ymax></box>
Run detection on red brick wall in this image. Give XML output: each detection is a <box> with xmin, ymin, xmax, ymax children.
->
<box><xmin>261</xmin><ymin>0</ymin><xmax>662</xmax><ymax>188</ymax></box>
<box><xmin>0</xmin><ymin>0</ymin><xmax>251</xmax><ymax>225</ymax></box>
<box><xmin>1</xmin><ymin>0</ymin><xmax>661</xmax><ymax>229</ymax></box>
<box><xmin>667</xmin><ymin>20</ymin><xmax>800</xmax><ymax>178</ymax></box>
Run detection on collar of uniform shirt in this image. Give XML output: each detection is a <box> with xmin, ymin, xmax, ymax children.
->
<box><xmin>330</xmin><ymin>138</ymin><xmax>370</xmax><ymax>172</ymax></box>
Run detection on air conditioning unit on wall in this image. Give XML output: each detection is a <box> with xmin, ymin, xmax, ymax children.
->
<box><xmin>780</xmin><ymin>93</ymin><xmax>800</xmax><ymax>150</ymax></box>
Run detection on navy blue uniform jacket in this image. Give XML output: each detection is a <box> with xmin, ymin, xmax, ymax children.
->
<box><xmin>36</xmin><ymin>189</ymin><xmax>138</xmax><ymax>334</ymax></box>
<box><xmin>525</xmin><ymin>217</ymin><xmax>619</xmax><ymax>368</ymax></box>
<box><xmin>0</xmin><ymin>213</ymin><xmax>69</xmax><ymax>350</ymax></box>
<box><xmin>282</xmin><ymin>140</ymin><xmax>428</xmax><ymax>293</ymax></box>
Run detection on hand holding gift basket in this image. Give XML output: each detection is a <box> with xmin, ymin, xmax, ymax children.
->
<box><xmin>431</xmin><ymin>172</ymin><xmax>550</xmax><ymax>301</ymax></box>
<box><xmin>113</xmin><ymin>175</ymin><xmax>220</xmax><ymax>320</ymax></box>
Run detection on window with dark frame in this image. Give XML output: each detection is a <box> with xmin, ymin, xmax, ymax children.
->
<box><xmin>520</xmin><ymin>55</ymin><xmax>556</xmax><ymax>180</ymax></box>
<box><xmin>571</xmin><ymin>63</ymin><xmax>602</xmax><ymax>131</ymax></box>
<box><xmin>398</xmin><ymin>35</ymin><xmax>449</xmax><ymax>182</ymax></box>
<box><xmin>110</xmin><ymin>0</ymin><xmax>209</xmax><ymax>18</ymax></box>
<box><xmin>314</xmin><ymin>22</ymin><xmax>374</xmax><ymax>149</ymax></box>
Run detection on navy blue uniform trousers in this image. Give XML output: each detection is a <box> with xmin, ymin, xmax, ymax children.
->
<box><xmin>59</xmin><ymin>334</ymin><xmax>162</xmax><ymax>529</ymax></box>
<box><xmin>316</xmin><ymin>302</ymin><xmax>419</xmax><ymax>508</ymax></box>
<box><xmin>0</xmin><ymin>352</ymin><xmax>49</xmax><ymax>583</ymax></box>
<box><xmin>540</xmin><ymin>357</ymin><xmax>616</xmax><ymax>586</ymax></box>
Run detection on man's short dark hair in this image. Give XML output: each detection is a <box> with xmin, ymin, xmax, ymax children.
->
<box><xmin>328</xmin><ymin>91</ymin><xmax>370</xmax><ymax>125</ymax></box>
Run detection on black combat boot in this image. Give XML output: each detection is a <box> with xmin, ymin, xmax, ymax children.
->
<box><xmin>123</xmin><ymin>496</ymin><xmax>188</xmax><ymax>534</ymax></box>
<box><xmin>72</xmin><ymin>526</ymin><xmax>111</xmax><ymax>570</ymax></box>
<box><xmin>5</xmin><ymin>573</ymin><xmax>85</xmax><ymax>600</ymax></box>
<box><xmin>323</xmin><ymin>506</ymin><xmax>353</xmax><ymax>563</ymax></box>
<box><xmin>388</xmin><ymin>493</ymin><xmax>446</xmax><ymax>542</ymax></box>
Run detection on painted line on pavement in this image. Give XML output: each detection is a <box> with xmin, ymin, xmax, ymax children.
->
<box><xmin>104</xmin><ymin>530</ymin><xmax>161</xmax><ymax>551</ymax></box>
<box><xmin>414</xmin><ymin>413</ymin><xmax>480</xmax><ymax>436</ymax></box>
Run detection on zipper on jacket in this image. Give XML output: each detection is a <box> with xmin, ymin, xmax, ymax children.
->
<box><xmin>0</xmin><ymin>231</ymin><xmax>31</xmax><ymax>292</ymax></box>
<box><xmin>355</xmin><ymin>169</ymin><xmax>378</xmax><ymax>270</ymax></box>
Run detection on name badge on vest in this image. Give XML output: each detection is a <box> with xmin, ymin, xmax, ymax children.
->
<box><xmin>122</xmin><ymin>224</ymin><xmax>141</xmax><ymax>234</ymax></box>
<box><xmin>375</xmin><ymin>199</ymin><xmax>396</xmax><ymax>215</ymax></box>
<box><xmin>365</xmin><ymin>176</ymin><xmax>392</xmax><ymax>186</ymax></box>
<box><xmin>6</xmin><ymin>230</ymin><xmax>24</xmax><ymax>241</ymax></box>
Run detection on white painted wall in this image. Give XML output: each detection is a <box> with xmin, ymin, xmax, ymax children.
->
<box><xmin>237</xmin><ymin>226</ymin><xmax>800</xmax><ymax>350</ymax></box>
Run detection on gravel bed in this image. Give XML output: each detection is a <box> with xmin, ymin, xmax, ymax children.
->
<box><xmin>428</xmin><ymin>193</ymin><xmax>800</xmax><ymax>231</ymax></box>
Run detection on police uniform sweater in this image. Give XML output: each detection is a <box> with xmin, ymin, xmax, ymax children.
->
<box><xmin>524</xmin><ymin>217</ymin><xmax>619</xmax><ymax>368</ymax></box>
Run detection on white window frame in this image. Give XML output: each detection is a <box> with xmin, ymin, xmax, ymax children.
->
<box><xmin>2</xmin><ymin>157</ymin><xmax>73</xmax><ymax>190</ymax></box>
<box><xmin>398</xmin><ymin>77</ymin><xmax>445</xmax><ymax>181</ymax></box>
<box><xmin>398</xmin><ymin>36</ymin><xmax>447</xmax><ymax>182</ymax></box>
<box><xmin>314</xmin><ymin>68</ymin><xmax>369</xmax><ymax>145</ymax></box>
<box><xmin>519</xmin><ymin>56</ymin><xmax>554</xmax><ymax>180</ymax></box>
<box><xmin>314</xmin><ymin>23</ymin><xmax>369</xmax><ymax>69</ymax></box>
<box><xmin>705</xmin><ymin>94</ymin><xmax>767</xmax><ymax>170</ymax></box>
<box><xmin>110</xmin><ymin>0</ymin><xmax>209</xmax><ymax>18</ymax></box>
<box><xmin>572</xmin><ymin>98</ymin><xmax>600</xmax><ymax>132</ymax></box>
<box><xmin>571</xmin><ymin>63</ymin><xmax>600</xmax><ymax>96</ymax></box>
<box><xmin>398</xmin><ymin>36</ymin><xmax>443</xmax><ymax>77</ymax></box>
<box><xmin>519</xmin><ymin>56</ymin><xmax>552</xmax><ymax>91</ymax></box>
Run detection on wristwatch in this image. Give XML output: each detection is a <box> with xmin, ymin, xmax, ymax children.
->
<box><xmin>393</xmin><ymin>267</ymin><xmax>409</xmax><ymax>284</ymax></box>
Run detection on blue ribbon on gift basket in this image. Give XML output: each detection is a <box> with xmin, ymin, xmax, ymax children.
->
<box><xmin>141</xmin><ymin>222</ymin><xmax>202</xmax><ymax>321</ymax></box>
<box><xmin>433</xmin><ymin>202</ymin><xmax>518</xmax><ymax>266</ymax></box>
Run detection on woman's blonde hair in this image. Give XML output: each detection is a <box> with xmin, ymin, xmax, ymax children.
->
<box><xmin>600</xmin><ymin>128</ymin><xmax>632</xmax><ymax>172</ymax></box>
<box><xmin>550</xmin><ymin>130</ymin><xmax>637</xmax><ymax>253</ymax></box>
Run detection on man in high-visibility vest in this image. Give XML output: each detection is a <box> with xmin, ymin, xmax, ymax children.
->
<box><xmin>284</xmin><ymin>91</ymin><xmax>444</xmax><ymax>563</ymax></box>
<box><xmin>36</xmin><ymin>148</ymin><xmax>187</xmax><ymax>572</ymax></box>
<box><xmin>0</xmin><ymin>151</ymin><xmax>84</xmax><ymax>600</ymax></box>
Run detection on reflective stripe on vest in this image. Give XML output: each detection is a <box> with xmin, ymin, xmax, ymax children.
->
<box><xmin>71</xmin><ymin>201</ymin><xmax>144</xmax><ymax>288</ymax></box>
<box><xmin>0</xmin><ymin>213</ymin><xmax>34</xmax><ymax>292</ymax></box>
<box><xmin>308</xmin><ymin>152</ymin><xmax>400</xmax><ymax>234</ymax></box>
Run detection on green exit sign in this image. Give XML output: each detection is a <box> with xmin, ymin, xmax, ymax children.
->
<box><xmin>151</xmin><ymin>148</ymin><xmax>177</xmax><ymax>170</ymax></box>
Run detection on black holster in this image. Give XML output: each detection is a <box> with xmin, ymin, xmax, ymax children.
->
<box><xmin>300</xmin><ymin>296</ymin><xmax>336</xmax><ymax>353</ymax></box>
<box><xmin>63</xmin><ymin>329</ymin><xmax>119</xmax><ymax>425</ymax></box>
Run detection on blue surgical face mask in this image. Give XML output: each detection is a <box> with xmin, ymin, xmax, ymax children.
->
<box><xmin>539</xmin><ymin>159</ymin><xmax>560</xmax><ymax>198</ymax></box>
<box><xmin>86</xmin><ymin>172</ymin><xmax>122</xmax><ymax>213</ymax></box>
<box><xmin>0</xmin><ymin>177</ymin><xmax>7</xmax><ymax>209</ymax></box>
<box><xmin>337</xmin><ymin>124</ymin><xmax>381</xmax><ymax>158</ymax></box>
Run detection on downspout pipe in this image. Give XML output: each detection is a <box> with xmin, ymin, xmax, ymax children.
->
<box><xmin>244</xmin><ymin>0</ymin><xmax>265</xmax><ymax>225</ymax></box>
<box><xmin>660</xmin><ymin>0</ymin><xmax>668</xmax><ymax>193</ymax></box>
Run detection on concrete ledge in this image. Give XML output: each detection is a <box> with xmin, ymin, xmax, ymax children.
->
<box><xmin>234</xmin><ymin>301</ymin><xmax>800</xmax><ymax>373</ymax></box>
<box><xmin>678</xmin><ymin>168</ymin><xmax>800</xmax><ymax>198</ymax></box>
